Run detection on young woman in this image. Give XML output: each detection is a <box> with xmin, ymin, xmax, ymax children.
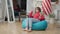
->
<box><xmin>23</xmin><ymin>7</ymin><xmax>45</xmax><ymax>31</ymax></box>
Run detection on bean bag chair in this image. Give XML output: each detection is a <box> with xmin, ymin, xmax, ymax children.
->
<box><xmin>22</xmin><ymin>18</ymin><xmax>48</xmax><ymax>30</ymax></box>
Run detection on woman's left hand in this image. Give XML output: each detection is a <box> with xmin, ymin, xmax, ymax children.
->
<box><xmin>39</xmin><ymin>14</ymin><xmax>45</xmax><ymax>21</ymax></box>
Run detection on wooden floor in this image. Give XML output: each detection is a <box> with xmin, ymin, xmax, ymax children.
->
<box><xmin>0</xmin><ymin>22</ymin><xmax>60</xmax><ymax>34</ymax></box>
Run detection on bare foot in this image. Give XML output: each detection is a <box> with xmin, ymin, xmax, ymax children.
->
<box><xmin>28</xmin><ymin>28</ymin><xmax>32</xmax><ymax>32</ymax></box>
<box><xmin>28</xmin><ymin>30</ymin><xmax>32</xmax><ymax>32</ymax></box>
<box><xmin>23</xmin><ymin>28</ymin><xmax>28</xmax><ymax>31</ymax></box>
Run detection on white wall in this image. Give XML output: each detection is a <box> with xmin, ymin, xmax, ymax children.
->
<box><xmin>52</xmin><ymin>0</ymin><xmax>60</xmax><ymax>20</ymax></box>
<box><xmin>26</xmin><ymin>0</ymin><xmax>42</xmax><ymax>15</ymax></box>
<box><xmin>0</xmin><ymin>0</ymin><xmax>3</xmax><ymax>18</ymax></box>
<box><xmin>1</xmin><ymin>0</ymin><xmax>6</xmax><ymax>17</ymax></box>
<box><xmin>26</xmin><ymin>0</ymin><xmax>34</xmax><ymax>15</ymax></box>
<box><xmin>0</xmin><ymin>0</ymin><xmax>6</xmax><ymax>22</ymax></box>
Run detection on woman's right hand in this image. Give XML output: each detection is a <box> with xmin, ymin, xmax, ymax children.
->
<box><xmin>28</xmin><ymin>11</ymin><xmax>33</xmax><ymax>18</ymax></box>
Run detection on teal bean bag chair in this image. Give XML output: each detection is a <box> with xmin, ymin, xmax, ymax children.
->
<box><xmin>22</xmin><ymin>18</ymin><xmax>48</xmax><ymax>30</ymax></box>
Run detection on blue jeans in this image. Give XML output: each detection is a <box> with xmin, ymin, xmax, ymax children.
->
<box><xmin>26</xmin><ymin>18</ymin><xmax>40</xmax><ymax>28</ymax></box>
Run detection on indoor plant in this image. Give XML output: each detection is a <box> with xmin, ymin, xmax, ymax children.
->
<box><xmin>49</xmin><ymin>13</ymin><xmax>55</xmax><ymax>24</ymax></box>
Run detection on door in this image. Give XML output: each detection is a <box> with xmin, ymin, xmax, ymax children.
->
<box><xmin>13</xmin><ymin>0</ymin><xmax>27</xmax><ymax>19</ymax></box>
